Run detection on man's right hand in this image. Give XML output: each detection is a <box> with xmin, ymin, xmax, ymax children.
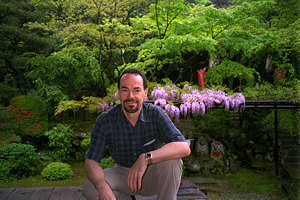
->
<box><xmin>96</xmin><ymin>180</ymin><xmax>116</xmax><ymax>200</ymax></box>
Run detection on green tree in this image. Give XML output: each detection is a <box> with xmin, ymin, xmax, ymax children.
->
<box><xmin>0</xmin><ymin>0</ymin><xmax>54</xmax><ymax>92</ymax></box>
<box><xmin>28</xmin><ymin>0</ymin><xmax>152</xmax><ymax>97</ymax></box>
<box><xmin>27</xmin><ymin>46</ymin><xmax>101</xmax><ymax>108</ymax></box>
<box><xmin>269</xmin><ymin>0</ymin><xmax>299</xmax><ymax>83</ymax></box>
<box><xmin>125</xmin><ymin>0</ymin><xmax>276</xmax><ymax>83</ymax></box>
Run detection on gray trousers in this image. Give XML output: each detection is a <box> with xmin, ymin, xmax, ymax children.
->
<box><xmin>83</xmin><ymin>159</ymin><xmax>183</xmax><ymax>200</ymax></box>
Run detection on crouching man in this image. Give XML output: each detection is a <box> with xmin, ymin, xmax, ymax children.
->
<box><xmin>83</xmin><ymin>68</ymin><xmax>190</xmax><ymax>200</ymax></box>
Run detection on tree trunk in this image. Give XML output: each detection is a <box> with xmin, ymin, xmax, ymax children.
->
<box><xmin>208</xmin><ymin>54</ymin><xmax>214</xmax><ymax>69</ymax></box>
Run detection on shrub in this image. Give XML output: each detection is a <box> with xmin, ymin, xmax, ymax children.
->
<box><xmin>99</xmin><ymin>157</ymin><xmax>115</xmax><ymax>169</ymax></box>
<box><xmin>0</xmin><ymin>143</ymin><xmax>39</xmax><ymax>182</ymax></box>
<box><xmin>7</xmin><ymin>95</ymin><xmax>48</xmax><ymax>137</ymax></box>
<box><xmin>0</xmin><ymin>134</ymin><xmax>21</xmax><ymax>148</ymax></box>
<box><xmin>45</xmin><ymin>124</ymin><xmax>72</xmax><ymax>161</ymax></box>
<box><xmin>206</xmin><ymin>60</ymin><xmax>260</xmax><ymax>90</ymax></box>
<box><xmin>41</xmin><ymin>162</ymin><xmax>73</xmax><ymax>181</ymax></box>
<box><xmin>80</xmin><ymin>134</ymin><xmax>91</xmax><ymax>153</ymax></box>
<box><xmin>0</xmin><ymin>106</ymin><xmax>21</xmax><ymax>148</ymax></box>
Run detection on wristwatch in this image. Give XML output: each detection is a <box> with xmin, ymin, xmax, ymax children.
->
<box><xmin>145</xmin><ymin>152</ymin><xmax>152</xmax><ymax>165</ymax></box>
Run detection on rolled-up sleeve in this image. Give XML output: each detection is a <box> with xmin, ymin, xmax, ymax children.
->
<box><xmin>156</xmin><ymin>107</ymin><xmax>187</xmax><ymax>143</ymax></box>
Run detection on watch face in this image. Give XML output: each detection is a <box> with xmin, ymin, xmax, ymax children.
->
<box><xmin>146</xmin><ymin>153</ymin><xmax>152</xmax><ymax>158</ymax></box>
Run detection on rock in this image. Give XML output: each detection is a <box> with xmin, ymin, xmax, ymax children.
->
<box><xmin>245</xmin><ymin>149</ymin><xmax>254</xmax><ymax>162</ymax></box>
<box><xmin>264</xmin><ymin>152</ymin><xmax>273</xmax><ymax>161</ymax></box>
<box><xmin>186</xmin><ymin>160</ymin><xmax>201</xmax><ymax>173</ymax></box>
<box><xmin>235</xmin><ymin>135</ymin><xmax>247</xmax><ymax>148</ymax></box>
<box><xmin>254</xmin><ymin>144</ymin><xmax>267</xmax><ymax>153</ymax></box>
<box><xmin>228</xmin><ymin>156</ymin><xmax>239</xmax><ymax>173</ymax></box>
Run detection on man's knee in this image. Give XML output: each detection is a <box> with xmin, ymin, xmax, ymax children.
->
<box><xmin>156</xmin><ymin>159</ymin><xmax>183</xmax><ymax>172</ymax></box>
<box><xmin>148</xmin><ymin>159</ymin><xmax>183</xmax><ymax>182</ymax></box>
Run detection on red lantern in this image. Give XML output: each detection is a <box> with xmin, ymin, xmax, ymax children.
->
<box><xmin>197</xmin><ymin>69</ymin><xmax>206</xmax><ymax>88</ymax></box>
<box><xmin>274</xmin><ymin>69</ymin><xmax>284</xmax><ymax>84</ymax></box>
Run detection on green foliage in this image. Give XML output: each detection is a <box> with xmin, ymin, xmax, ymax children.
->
<box><xmin>45</xmin><ymin>124</ymin><xmax>73</xmax><ymax>161</ymax></box>
<box><xmin>41</xmin><ymin>162</ymin><xmax>73</xmax><ymax>181</ymax></box>
<box><xmin>0</xmin><ymin>0</ymin><xmax>55</xmax><ymax>94</ymax></box>
<box><xmin>193</xmin><ymin>109</ymin><xmax>238</xmax><ymax>139</ymax></box>
<box><xmin>99</xmin><ymin>157</ymin><xmax>115</xmax><ymax>169</ymax></box>
<box><xmin>0</xmin><ymin>83</ymin><xmax>18</xmax><ymax>107</ymax></box>
<box><xmin>54</xmin><ymin>100</ymin><xmax>84</xmax><ymax>116</ymax></box>
<box><xmin>55</xmin><ymin>95</ymin><xmax>116</xmax><ymax>117</ymax></box>
<box><xmin>27</xmin><ymin>46</ymin><xmax>101</xmax><ymax>107</ymax></box>
<box><xmin>0</xmin><ymin>134</ymin><xmax>21</xmax><ymax>148</ymax></box>
<box><xmin>0</xmin><ymin>106</ymin><xmax>20</xmax><ymax>148</ymax></box>
<box><xmin>270</xmin><ymin>0</ymin><xmax>299</xmax><ymax>82</ymax></box>
<box><xmin>262</xmin><ymin>110</ymin><xmax>299</xmax><ymax>136</ymax></box>
<box><xmin>206</xmin><ymin>60</ymin><xmax>260</xmax><ymax>90</ymax></box>
<box><xmin>80</xmin><ymin>135</ymin><xmax>91</xmax><ymax>153</ymax></box>
<box><xmin>243</xmin><ymin>81</ymin><xmax>299</xmax><ymax>101</ymax></box>
<box><xmin>7</xmin><ymin>96</ymin><xmax>48</xmax><ymax>137</ymax></box>
<box><xmin>0</xmin><ymin>143</ymin><xmax>39</xmax><ymax>182</ymax></box>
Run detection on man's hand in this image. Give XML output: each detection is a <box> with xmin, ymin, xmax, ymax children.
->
<box><xmin>127</xmin><ymin>153</ymin><xmax>148</xmax><ymax>193</ymax></box>
<box><xmin>96</xmin><ymin>180</ymin><xmax>116</xmax><ymax>200</ymax></box>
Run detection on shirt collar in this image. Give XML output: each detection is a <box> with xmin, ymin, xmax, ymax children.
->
<box><xmin>119</xmin><ymin>103</ymin><xmax>149</xmax><ymax>123</ymax></box>
<box><xmin>138</xmin><ymin>103</ymin><xmax>148</xmax><ymax>122</ymax></box>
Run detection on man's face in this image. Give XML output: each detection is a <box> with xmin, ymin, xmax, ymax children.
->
<box><xmin>118</xmin><ymin>73</ymin><xmax>148</xmax><ymax>114</ymax></box>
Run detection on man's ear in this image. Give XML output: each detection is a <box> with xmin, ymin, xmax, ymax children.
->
<box><xmin>144</xmin><ymin>88</ymin><xmax>148</xmax><ymax>98</ymax></box>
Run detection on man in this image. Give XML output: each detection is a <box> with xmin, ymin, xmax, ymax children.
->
<box><xmin>83</xmin><ymin>68</ymin><xmax>190</xmax><ymax>200</ymax></box>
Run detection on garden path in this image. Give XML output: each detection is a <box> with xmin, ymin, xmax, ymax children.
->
<box><xmin>0</xmin><ymin>180</ymin><xmax>209</xmax><ymax>200</ymax></box>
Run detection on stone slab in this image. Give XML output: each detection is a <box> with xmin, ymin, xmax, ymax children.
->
<box><xmin>49</xmin><ymin>186</ymin><xmax>86</xmax><ymax>200</ymax></box>
<box><xmin>0</xmin><ymin>188</ymin><xmax>15</xmax><ymax>200</ymax></box>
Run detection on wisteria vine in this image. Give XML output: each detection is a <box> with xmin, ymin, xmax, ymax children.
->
<box><xmin>98</xmin><ymin>84</ymin><xmax>245</xmax><ymax>121</ymax></box>
<box><xmin>151</xmin><ymin>85</ymin><xmax>245</xmax><ymax>121</ymax></box>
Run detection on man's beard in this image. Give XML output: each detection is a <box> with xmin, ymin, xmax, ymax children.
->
<box><xmin>123</xmin><ymin>99</ymin><xmax>139</xmax><ymax>113</ymax></box>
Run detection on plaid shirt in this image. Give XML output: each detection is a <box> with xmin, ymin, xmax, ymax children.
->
<box><xmin>85</xmin><ymin>102</ymin><xmax>186</xmax><ymax>168</ymax></box>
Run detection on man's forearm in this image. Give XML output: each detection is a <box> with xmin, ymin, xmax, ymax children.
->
<box><xmin>85</xmin><ymin>159</ymin><xmax>116</xmax><ymax>199</ymax></box>
<box><xmin>85</xmin><ymin>159</ymin><xmax>107</xmax><ymax>189</ymax></box>
<box><xmin>150</xmin><ymin>141</ymin><xmax>190</xmax><ymax>164</ymax></box>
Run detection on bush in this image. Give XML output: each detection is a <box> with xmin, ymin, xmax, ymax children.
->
<box><xmin>0</xmin><ymin>134</ymin><xmax>21</xmax><ymax>148</ymax></box>
<box><xmin>45</xmin><ymin>124</ymin><xmax>73</xmax><ymax>161</ymax></box>
<box><xmin>80</xmin><ymin>134</ymin><xmax>91</xmax><ymax>153</ymax></box>
<box><xmin>0</xmin><ymin>106</ymin><xmax>21</xmax><ymax>148</ymax></box>
<box><xmin>7</xmin><ymin>95</ymin><xmax>48</xmax><ymax>137</ymax></box>
<box><xmin>99</xmin><ymin>157</ymin><xmax>115</xmax><ymax>169</ymax></box>
<box><xmin>41</xmin><ymin>162</ymin><xmax>73</xmax><ymax>181</ymax></box>
<box><xmin>0</xmin><ymin>143</ymin><xmax>39</xmax><ymax>182</ymax></box>
<box><xmin>206</xmin><ymin>60</ymin><xmax>260</xmax><ymax>90</ymax></box>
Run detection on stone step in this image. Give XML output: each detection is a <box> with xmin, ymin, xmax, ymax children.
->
<box><xmin>0</xmin><ymin>181</ymin><xmax>210</xmax><ymax>200</ymax></box>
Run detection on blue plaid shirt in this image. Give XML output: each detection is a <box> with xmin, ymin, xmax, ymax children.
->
<box><xmin>86</xmin><ymin>102</ymin><xmax>187</xmax><ymax>168</ymax></box>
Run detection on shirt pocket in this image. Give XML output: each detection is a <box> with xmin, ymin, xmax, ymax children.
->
<box><xmin>142</xmin><ymin>138</ymin><xmax>159</xmax><ymax>152</ymax></box>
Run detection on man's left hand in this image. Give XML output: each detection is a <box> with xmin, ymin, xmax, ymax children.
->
<box><xmin>127</xmin><ymin>153</ymin><xmax>148</xmax><ymax>193</ymax></box>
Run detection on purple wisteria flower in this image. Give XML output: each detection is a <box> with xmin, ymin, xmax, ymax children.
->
<box><xmin>150</xmin><ymin>84</ymin><xmax>245</xmax><ymax>119</ymax></box>
<box><xmin>97</xmin><ymin>102</ymin><xmax>110</xmax><ymax>112</ymax></box>
<box><xmin>164</xmin><ymin>104</ymin><xmax>180</xmax><ymax>121</ymax></box>
<box><xmin>151</xmin><ymin>85</ymin><xmax>180</xmax><ymax>101</ymax></box>
<box><xmin>114</xmin><ymin>91</ymin><xmax>119</xmax><ymax>100</ymax></box>
<box><xmin>180</xmin><ymin>102</ymin><xmax>191</xmax><ymax>118</ymax></box>
<box><xmin>229</xmin><ymin>93</ymin><xmax>245</xmax><ymax>110</ymax></box>
<box><xmin>154</xmin><ymin>98</ymin><xmax>167</xmax><ymax>108</ymax></box>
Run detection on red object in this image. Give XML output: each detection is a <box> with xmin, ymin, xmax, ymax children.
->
<box><xmin>275</xmin><ymin>69</ymin><xmax>284</xmax><ymax>81</ymax></box>
<box><xmin>197</xmin><ymin>69</ymin><xmax>206</xmax><ymax>88</ymax></box>
<box><xmin>212</xmin><ymin>150</ymin><xmax>221</xmax><ymax>157</ymax></box>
